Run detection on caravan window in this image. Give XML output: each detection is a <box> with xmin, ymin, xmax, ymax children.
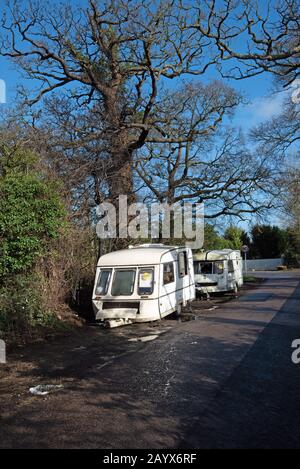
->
<box><xmin>178</xmin><ymin>251</ymin><xmax>188</xmax><ymax>277</ymax></box>
<box><xmin>193</xmin><ymin>260</ymin><xmax>224</xmax><ymax>275</ymax></box>
<box><xmin>214</xmin><ymin>261</ymin><xmax>224</xmax><ymax>274</ymax></box>
<box><xmin>95</xmin><ymin>269</ymin><xmax>112</xmax><ymax>295</ymax></box>
<box><xmin>228</xmin><ymin>260</ymin><xmax>234</xmax><ymax>273</ymax></box>
<box><xmin>111</xmin><ymin>269</ymin><xmax>136</xmax><ymax>296</ymax></box>
<box><xmin>163</xmin><ymin>262</ymin><xmax>175</xmax><ymax>284</ymax></box>
<box><xmin>193</xmin><ymin>261</ymin><xmax>213</xmax><ymax>275</ymax></box>
<box><xmin>138</xmin><ymin>268</ymin><xmax>154</xmax><ymax>295</ymax></box>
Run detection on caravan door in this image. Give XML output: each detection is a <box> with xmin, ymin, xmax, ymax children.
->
<box><xmin>159</xmin><ymin>260</ymin><xmax>177</xmax><ymax>316</ymax></box>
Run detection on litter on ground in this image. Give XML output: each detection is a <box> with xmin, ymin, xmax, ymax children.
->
<box><xmin>29</xmin><ymin>384</ymin><xmax>64</xmax><ymax>396</ymax></box>
<box><xmin>128</xmin><ymin>335</ymin><xmax>159</xmax><ymax>342</ymax></box>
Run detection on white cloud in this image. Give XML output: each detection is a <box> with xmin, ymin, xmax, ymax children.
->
<box><xmin>234</xmin><ymin>91</ymin><xmax>288</xmax><ymax>130</ymax></box>
<box><xmin>249</xmin><ymin>94</ymin><xmax>283</xmax><ymax>119</ymax></box>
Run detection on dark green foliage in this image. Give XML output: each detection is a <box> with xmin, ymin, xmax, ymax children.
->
<box><xmin>250</xmin><ymin>225</ymin><xmax>288</xmax><ymax>259</ymax></box>
<box><xmin>0</xmin><ymin>149</ymin><xmax>65</xmax><ymax>280</ymax></box>
<box><xmin>223</xmin><ymin>225</ymin><xmax>249</xmax><ymax>250</ymax></box>
<box><xmin>0</xmin><ymin>146</ymin><xmax>66</xmax><ymax>339</ymax></box>
<box><xmin>283</xmin><ymin>229</ymin><xmax>300</xmax><ymax>267</ymax></box>
<box><xmin>0</xmin><ymin>274</ymin><xmax>61</xmax><ymax>340</ymax></box>
<box><xmin>202</xmin><ymin>224</ymin><xmax>227</xmax><ymax>250</ymax></box>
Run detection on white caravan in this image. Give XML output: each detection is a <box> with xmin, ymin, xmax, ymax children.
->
<box><xmin>193</xmin><ymin>249</ymin><xmax>243</xmax><ymax>296</ymax></box>
<box><xmin>92</xmin><ymin>244</ymin><xmax>195</xmax><ymax>328</ymax></box>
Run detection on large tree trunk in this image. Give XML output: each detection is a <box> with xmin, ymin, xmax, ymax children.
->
<box><xmin>100</xmin><ymin>90</ymin><xmax>137</xmax><ymax>250</ymax></box>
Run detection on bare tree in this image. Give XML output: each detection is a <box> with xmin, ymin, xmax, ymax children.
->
<box><xmin>183</xmin><ymin>0</ymin><xmax>300</xmax><ymax>85</ymax></box>
<box><xmin>251</xmin><ymin>97</ymin><xmax>300</xmax><ymax>157</ymax></box>
<box><xmin>1</xmin><ymin>0</ymin><xmax>298</xmax><ymax>197</ymax></box>
<box><xmin>135</xmin><ymin>82</ymin><xmax>281</xmax><ymax>220</ymax></box>
<box><xmin>1</xmin><ymin>0</ymin><xmax>298</xmax><ymax>252</ymax></box>
<box><xmin>137</xmin><ymin>133</ymin><xmax>280</xmax><ymax>217</ymax></box>
<box><xmin>37</xmin><ymin>80</ymin><xmax>245</xmax><ymax>220</ymax></box>
<box><xmin>280</xmin><ymin>164</ymin><xmax>300</xmax><ymax>227</ymax></box>
<box><xmin>0</xmin><ymin>0</ymin><xmax>217</xmax><ymax>202</ymax></box>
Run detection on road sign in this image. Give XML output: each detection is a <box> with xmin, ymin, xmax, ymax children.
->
<box><xmin>241</xmin><ymin>245</ymin><xmax>249</xmax><ymax>253</ymax></box>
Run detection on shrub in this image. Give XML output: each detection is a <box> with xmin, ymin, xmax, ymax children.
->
<box><xmin>0</xmin><ymin>174</ymin><xmax>65</xmax><ymax>279</ymax></box>
<box><xmin>0</xmin><ymin>275</ymin><xmax>60</xmax><ymax>341</ymax></box>
<box><xmin>0</xmin><ymin>146</ymin><xmax>68</xmax><ymax>340</ymax></box>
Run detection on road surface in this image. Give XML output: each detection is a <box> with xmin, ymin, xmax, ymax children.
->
<box><xmin>0</xmin><ymin>271</ymin><xmax>300</xmax><ymax>448</ymax></box>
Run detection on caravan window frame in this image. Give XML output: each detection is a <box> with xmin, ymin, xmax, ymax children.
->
<box><xmin>194</xmin><ymin>259</ymin><xmax>226</xmax><ymax>275</ymax></box>
<box><xmin>111</xmin><ymin>268</ymin><xmax>136</xmax><ymax>296</ymax></box>
<box><xmin>214</xmin><ymin>261</ymin><xmax>224</xmax><ymax>274</ymax></box>
<box><xmin>194</xmin><ymin>261</ymin><xmax>213</xmax><ymax>275</ymax></box>
<box><xmin>138</xmin><ymin>268</ymin><xmax>154</xmax><ymax>295</ymax></box>
<box><xmin>163</xmin><ymin>262</ymin><xmax>175</xmax><ymax>285</ymax></box>
<box><xmin>95</xmin><ymin>268</ymin><xmax>112</xmax><ymax>295</ymax></box>
<box><xmin>178</xmin><ymin>251</ymin><xmax>188</xmax><ymax>277</ymax></box>
<box><xmin>228</xmin><ymin>260</ymin><xmax>235</xmax><ymax>273</ymax></box>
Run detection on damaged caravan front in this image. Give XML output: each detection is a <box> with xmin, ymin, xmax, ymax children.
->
<box><xmin>193</xmin><ymin>249</ymin><xmax>243</xmax><ymax>295</ymax></box>
<box><xmin>92</xmin><ymin>244</ymin><xmax>195</xmax><ymax>328</ymax></box>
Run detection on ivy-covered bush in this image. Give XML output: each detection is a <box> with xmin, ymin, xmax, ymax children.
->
<box><xmin>0</xmin><ymin>275</ymin><xmax>59</xmax><ymax>340</ymax></box>
<box><xmin>0</xmin><ymin>149</ymin><xmax>65</xmax><ymax>279</ymax></box>
<box><xmin>0</xmin><ymin>146</ymin><xmax>66</xmax><ymax>339</ymax></box>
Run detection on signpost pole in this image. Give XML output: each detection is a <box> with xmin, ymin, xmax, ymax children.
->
<box><xmin>241</xmin><ymin>245</ymin><xmax>249</xmax><ymax>275</ymax></box>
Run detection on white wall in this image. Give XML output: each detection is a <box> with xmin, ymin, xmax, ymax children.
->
<box><xmin>243</xmin><ymin>258</ymin><xmax>283</xmax><ymax>271</ymax></box>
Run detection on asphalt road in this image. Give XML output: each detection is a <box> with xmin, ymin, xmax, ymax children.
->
<box><xmin>0</xmin><ymin>271</ymin><xmax>300</xmax><ymax>448</ymax></box>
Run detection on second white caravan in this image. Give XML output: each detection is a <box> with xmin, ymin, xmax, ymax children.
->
<box><xmin>193</xmin><ymin>249</ymin><xmax>243</xmax><ymax>296</ymax></box>
<box><xmin>92</xmin><ymin>244</ymin><xmax>195</xmax><ymax>328</ymax></box>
